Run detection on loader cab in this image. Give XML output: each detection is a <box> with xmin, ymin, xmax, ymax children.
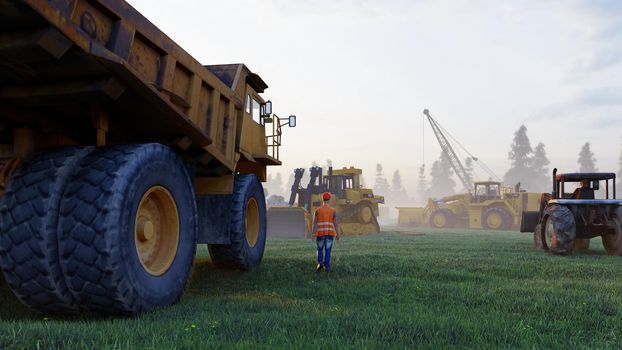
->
<box><xmin>473</xmin><ymin>182</ymin><xmax>502</xmax><ymax>202</ymax></box>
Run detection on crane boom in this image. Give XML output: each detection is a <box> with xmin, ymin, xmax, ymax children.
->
<box><xmin>423</xmin><ymin>109</ymin><xmax>474</xmax><ymax>192</ymax></box>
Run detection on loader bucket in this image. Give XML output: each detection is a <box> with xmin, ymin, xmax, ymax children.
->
<box><xmin>396</xmin><ymin>207</ymin><xmax>425</xmax><ymax>227</ymax></box>
<box><xmin>267</xmin><ymin>206</ymin><xmax>312</xmax><ymax>238</ymax></box>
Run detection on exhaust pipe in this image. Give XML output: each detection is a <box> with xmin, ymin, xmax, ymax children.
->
<box><xmin>552</xmin><ymin>168</ymin><xmax>557</xmax><ymax>199</ymax></box>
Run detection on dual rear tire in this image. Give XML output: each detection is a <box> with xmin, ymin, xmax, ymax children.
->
<box><xmin>0</xmin><ymin>144</ymin><xmax>267</xmax><ymax>314</ymax></box>
<box><xmin>208</xmin><ymin>174</ymin><xmax>267</xmax><ymax>270</ymax></box>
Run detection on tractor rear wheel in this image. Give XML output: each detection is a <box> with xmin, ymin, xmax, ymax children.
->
<box><xmin>541</xmin><ymin>205</ymin><xmax>575</xmax><ymax>255</ymax></box>
<box><xmin>533</xmin><ymin>224</ymin><xmax>542</xmax><ymax>249</ymax></box>
<box><xmin>482</xmin><ymin>207</ymin><xmax>512</xmax><ymax>230</ymax></box>
<box><xmin>429</xmin><ymin>209</ymin><xmax>454</xmax><ymax>229</ymax></box>
<box><xmin>602</xmin><ymin>215</ymin><xmax>622</xmax><ymax>256</ymax></box>
<box><xmin>208</xmin><ymin>174</ymin><xmax>267</xmax><ymax>270</ymax></box>
<box><xmin>0</xmin><ymin>147</ymin><xmax>93</xmax><ymax>313</ymax></box>
<box><xmin>57</xmin><ymin>144</ymin><xmax>197</xmax><ymax>314</ymax></box>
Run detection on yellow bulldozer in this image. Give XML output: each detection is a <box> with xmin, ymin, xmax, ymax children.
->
<box><xmin>267</xmin><ymin>166</ymin><xmax>384</xmax><ymax>237</ymax></box>
<box><xmin>397</xmin><ymin>181</ymin><xmax>540</xmax><ymax>230</ymax></box>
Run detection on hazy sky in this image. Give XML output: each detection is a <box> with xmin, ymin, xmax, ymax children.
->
<box><xmin>128</xmin><ymin>0</ymin><xmax>622</xmax><ymax>193</ymax></box>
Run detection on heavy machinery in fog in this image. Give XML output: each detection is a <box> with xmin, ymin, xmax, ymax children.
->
<box><xmin>0</xmin><ymin>0</ymin><xmax>295</xmax><ymax>314</ymax></box>
<box><xmin>267</xmin><ymin>166</ymin><xmax>384</xmax><ymax>237</ymax></box>
<box><xmin>397</xmin><ymin>110</ymin><xmax>540</xmax><ymax>230</ymax></box>
<box><xmin>398</xmin><ymin>181</ymin><xmax>540</xmax><ymax>230</ymax></box>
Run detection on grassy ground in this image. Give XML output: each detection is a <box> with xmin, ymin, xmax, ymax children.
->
<box><xmin>1</xmin><ymin>228</ymin><xmax>621</xmax><ymax>349</ymax></box>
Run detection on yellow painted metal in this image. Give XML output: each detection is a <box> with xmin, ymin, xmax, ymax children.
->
<box><xmin>359</xmin><ymin>205</ymin><xmax>373</xmax><ymax>224</ymax></box>
<box><xmin>396</xmin><ymin>207</ymin><xmax>425</xmax><ymax>226</ymax></box>
<box><xmin>134</xmin><ymin>186</ymin><xmax>180</xmax><ymax>276</ymax></box>
<box><xmin>397</xmin><ymin>182</ymin><xmax>542</xmax><ymax>231</ymax></box>
<box><xmin>245</xmin><ymin>197</ymin><xmax>260</xmax><ymax>247</ymax></box>
<box><xmin>432</xmin><ymin>212</ymin><xmax>448</xmax><ymax>227</ymax></box>
<box><xmin>485</xmin><ymin>211</ymin><xmax>503</xmax><ymax>230</ymax></box>
<box><xmin>267</xmin><ymin>206</ymin><xmax>312</xmax><ymax>238</ymax></box>
<box><xmin>268</xmin><ymin>166</ymin><xmax>383</xmax><ymax>237</ymax></box>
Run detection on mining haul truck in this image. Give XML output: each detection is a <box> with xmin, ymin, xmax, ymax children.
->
<box><xmin>0</xmin><ymin>0</ymin><xmax>294</xmax><ymax>314</ymax></box>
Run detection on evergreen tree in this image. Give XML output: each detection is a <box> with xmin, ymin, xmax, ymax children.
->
<box><xmin>464</xmin><ymin>157</ymin><xmax>474</xmax><ymax>192</ymax></box>
<box><xmin>265</xmin><ymin>173</ymin><xmax>273</xmax><ymax>197</ymax></box>
<box><xmin>427</xmin><ymin>151</ymin><xmax>456</xmax><ymax>198</ymax></box>
<box><xmin>374</xmin><ymin>163</ymin><xmax>391</xmax><ymax>198</ymax></box>
<box><xmin>274</xmin><ymin>173</ymin><xmax>284</xmax><ymax>196</ymax></box>
<box><xmin>416</xmin><ymin>165</ymin><xmax>427</xmax><ymax>205</ymax></box>
<box><xmin>391</xmin><ymin>170</ymin><xmax>408</xmax><ymax>204</ymax></box>
<box><xmin>325</xmin><ymin>159</ymin><xmax>333</xmax><ymax>170</ymax></box>
<box><xmin>503</xmin><ymin>125</ymin><xmax>536</xmax><ymax>190</ymax></box>
<box><xmin>531</xmin><ymin>142</ymin><xmax>550</xmax><ymax>192</ymax></box>
<box><xmin>265</xmin><ymin>172</ymin><xmax>285</xmax><ymax>197</ymax></box>
<box><xmin>578</xmin><ymin>142</ymin><xmax>597</xmax><ymax>172</ymax></box>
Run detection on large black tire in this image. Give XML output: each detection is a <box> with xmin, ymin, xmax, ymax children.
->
<box><xmin>533</xmin><ymin>223</ymin><xmax>542</xmax><ymax>249</ymax></box>
<box><xmin>208</xmin><ymin>174</ymin><xmax>267</xmax><ymax>270</ymax></box>
<box><xmin>482</xmin><ymin>207</ymin><xmax>512</xmax><ymax>230</ymax></box>
<box><xmin>541</xmin><ymin>205</ymin><xmax>575</xmax><ymax>255</ymax></box>
<box><xmin>57</xmin><ymin>144</ymin><xmax>197</xmax><ymax>314</ymax></box>
<box><xmin>602</xmin><ymin>209</ymin><xmax>622</xmax><ymax>255</ymax></box>
<box><xmin>0</xmin><ymin>147</ymin><xmax>93</xmax><ymax>313</ymax></box>
<box><xmin>429</xmin><ymin>209</ymin><xmax>454</xmax><ymax>229</ymax></box>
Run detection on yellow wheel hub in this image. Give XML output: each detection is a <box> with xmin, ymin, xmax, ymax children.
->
<box><xmin>360</xmin><ymin>206</ymin><xmax>373</xmax><ymax>224</ymax></box>
<box><xmin>245</xmin><ymin>198</ymin><xmax>260</xmax><ymax>247</ymax></box>
<box><xmin>486</xmin><ymin>212</ymin><xmax>502</xmax><ymax>229</ymax></box>
<box><xmin>134</xmin><ymin>186</ymin><xmax>180</xmax><ymax>276</ymax></box>
<box><xmin>433</xmin><ymin>213</ymin><xmax>447</xmax><ymax>227</ymax></box>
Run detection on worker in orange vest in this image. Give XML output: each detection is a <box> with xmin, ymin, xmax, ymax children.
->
<box><xmin>312</xmin><ymin>192</ymin><xmax>340</xmax><ymax>272</ymax></box>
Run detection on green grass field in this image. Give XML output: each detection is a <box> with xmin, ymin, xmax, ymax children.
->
<box><xmin>1</xmin><ymin>229</ymin><xmax>621</xmax><ymax>349</ymax></box>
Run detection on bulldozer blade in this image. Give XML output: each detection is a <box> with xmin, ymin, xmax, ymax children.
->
<box><xmin>267</xmin><ymin>206</ymin><xmax>312</xmax><ymax>238</ymax></box>
<box><xmin>339</xmin><ymin>223</ymin><xmax>380</xmax><ymax>235</ymax></box>
<box><xmin>396</xmin><ymin>207</ymin><xmax>425</xmax><ymax>227</ymax></box>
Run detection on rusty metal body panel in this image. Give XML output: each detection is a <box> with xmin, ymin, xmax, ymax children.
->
<box><xmin>0</xmin><ymin>0</ymin><xmax>281</xmax><ymax>187</ymax></box>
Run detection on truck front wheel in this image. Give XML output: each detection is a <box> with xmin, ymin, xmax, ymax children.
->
<box><xmin>208</xmin><ymin>174</ymin><xmax>267</xmax><ymax>270</ymax></box>
<box><xmin>58</xmin><ymin>144</ymin><xmax>197</xmax><ymax>314</ymax></box>
<box><xmin>429</xmin><ymin>209</ymin><xmax>454</xmax><ymax>229</ymax></box>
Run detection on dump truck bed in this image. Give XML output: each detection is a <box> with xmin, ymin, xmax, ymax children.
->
<box><xmin>0</xmin><ymin>0</ymin><xmax>269</xmax><ymax>170</ymax></box>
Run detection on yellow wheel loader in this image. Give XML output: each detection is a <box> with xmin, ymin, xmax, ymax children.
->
<box><xmin>397</xmin><ymin>181</ymin><xmax>540</xmax><ymax>230</ymax></box>
<box><xmin>268</xmin><ymin>166</ymin><xmax>384</xmax><ymax>237</ymax></box>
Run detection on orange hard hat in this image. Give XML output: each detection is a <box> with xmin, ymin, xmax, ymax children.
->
<box><xmin>322</xmin><ymin>192</ymin><xmax>331</xmax><ymax>201</ymax></box>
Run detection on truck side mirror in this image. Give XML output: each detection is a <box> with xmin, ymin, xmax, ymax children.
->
<box><xmin>592</xmin><ymin>180</ymin><xmax>599</xmax><ymax>190</ymax></box>
<box><xmin>260</xmin><ymin>100</ymin><xmax>272</xmax><ymax>117</ymax></box>
<box><xmin>288</xmin><ymin>115</ymin><xmax>296</xmax><ymax>127</ymax></box>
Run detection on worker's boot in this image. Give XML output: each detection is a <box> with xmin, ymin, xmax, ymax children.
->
<box><xmin>315</xmin><ymin>263</ymin><xmax>324</xmax><ymax>272</ymax></box>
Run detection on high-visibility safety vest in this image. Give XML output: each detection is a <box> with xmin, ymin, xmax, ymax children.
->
<box><xmin>315</xmin><ymin>205</ymin><xmax>336</xmax><ymax>237</ymax></box>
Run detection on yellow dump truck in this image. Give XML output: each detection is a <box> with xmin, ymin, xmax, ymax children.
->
<box><xmin>268</xmin><ymin>166</ymin><xmax>384</xmax><ymax>237</ymax></box>
<box><xmin>398</xmin><ymin>181</ymin><xmax>540</xmax><ymax>230</ymax></box>
<box><xmin>0</xmin><ymin>0</ymin><xmax>294</xmax><ymax>314</ymax></box>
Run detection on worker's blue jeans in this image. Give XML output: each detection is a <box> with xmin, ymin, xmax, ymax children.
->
<box><xmin>316</xmin><ymin>236</ymin><xmax>334</xmax><ymax>271</ymax></box>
